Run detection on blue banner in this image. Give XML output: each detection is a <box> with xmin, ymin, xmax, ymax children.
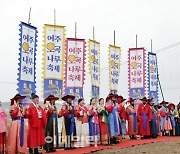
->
<box><xmin>17</xmin><ymin>22</ymin><xmax>38</xmax><ymax>103</ymax></box>
<box><xmin>44</xmin><ymin>79</ymin><xmax>63</xmax><ymax>99</ymax></box>
<box><xmin>92</xmin><ymin>86</ymin><xmax>99</xmax><ymax>101</ymax></box>
<box><xmin>148</xmin><ymin>52</ymin><xmax>159</xmax><ymax>104</ymax></box>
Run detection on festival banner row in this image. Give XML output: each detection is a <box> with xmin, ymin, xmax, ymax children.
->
<box><xmin>17</xmin><ymin>22</ymin><xmax>159</xmax><ymax>103</ymax></box>
<box><xmin>128</xmin><ymin>48</ymin><xmax>159</xmax><ymax>103</ymax></box>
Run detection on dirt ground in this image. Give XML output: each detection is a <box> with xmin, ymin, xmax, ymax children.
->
<box><xmin>92</xmin><ymin>140</ymin><xmax>180</xmax><ymax>154</ymax></box>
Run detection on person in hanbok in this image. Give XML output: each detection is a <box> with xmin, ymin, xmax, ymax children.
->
<box><xmin>117</xmin><ymin>96</ymin><xmax>127</xmax><ymax>139</ymax></box>
<box><xmin>88</xmin><ymin>98</ymin><xmax>100</xmax><ymax>147</ymax></box>
<box><xmin>168</xmin><ymin>103</ymin><xmax>176</xmax><ymax>136</ymax></box>
<box><xmin>44</xmin><ymin>94</ymin><xmax>59</xmax><ymax>152</ymax></box>
<box><xmin>160</xmin><ymin>101</ymin><xmax>172</xmax><ymax>136</ymax></box>
<box><xmin>8</xmin><ymin>94</ymin><xmax>27</xmax><ymax>154</ymax></box>
<box><xmin>148</xmin><ymin>99</ymin><xmax>158</xmax><ymax>138</ymax></box>
<box><xmin>175</xmin><ymin>103</ymin><xmax>180</xmax><ymax>136</ymax></box>
<box><xmin>26</xmin><ymin>93</ymin><xmax>47</xmax><ymax>154</ymax></box>
<box><xmin>0</xmin><ymin>101</ymin><xmax>7</xmax><ymax>154</ymax></box>
<box><xmin>153</xmin><ymin>103</ymin><xmax>161</xmax><ymax>136</ymax></box>
<box><xmin>105</xmin><ymin>94</ymin><xmax>121</xmax><ymax>145</ymax></box>
<box><xmin>74</xmin><ymin>98</ymin><xmax>89</xmax><ymax>147</ymax></box>
<box><xmin>137</xmin><ymin>97</ymin><xmax>152</xmax><ymax>139</ymax></box>
<box><xmin>126</xmin><ymin>98</ymin><xmax>137</xmax><ymax>139</ymax></box>
<box><xmin>97</xmin><ymin>98</ymin><xmax>109</xmax><ymax>145</ymax></box>
<box><xmin>58</xmin><ymin>95</ymin><xmax>76</xmax><ymax>150</ymax></box>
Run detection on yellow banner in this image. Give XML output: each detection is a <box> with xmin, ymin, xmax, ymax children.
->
<box><xmin>88</xmin><ymin>40</ymin><xmax>100</xmax><ymax>99</ymax></box>
<box><xmin>42</xmin><ymin>24</ymin><xmax>66</xmax><ymax>99</ymax></box>
<box><xmin>108</xmin><ymin>45</ymin><xmax>121</xmax><ymax>93</ymax></box>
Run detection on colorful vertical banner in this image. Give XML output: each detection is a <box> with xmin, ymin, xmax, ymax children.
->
<box><xmin>42</xmin><ymin>24</ymin><xmax>66</xmax><ymax>99</ymax></box>
<box><xmin>148</xmin><ymin>52</ymin><xmax>159</xmax><ymax>104</ymax></box>
<box><xmin>108</xmin><ymin>45</ymin><xmax>121</xmax><ymax>94</ymax></box>
<box><xmin>17</xmin><ymin>22</ymin><xmax>38</xmax><ymax>101</ymax></box>
<box><xmin>64</xmin><ymin>38</ymin><xmax>86</xmax><ymax>102</ymax></box>
<box><xmin>88</xmin><ymin>40</ymin><xmax>100</xmax><ymax>100</ymax></box>
<box><xmin>128</xmin><ymin>48</ymin><xmax>146</xmax><ymax>100</ymax></box>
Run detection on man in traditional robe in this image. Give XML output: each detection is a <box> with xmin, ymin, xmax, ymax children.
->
<box><xmin>59</xmin><ymin>95</ymin><xmax>76</xmax><ymax>150</ymax></box>
<box><xmin>148</xmin><ymin>99</ymin><xmax>158</xmax><ymax>138</ymax></box>
<box><xmin>26</xmin><ymin>93</ymin><xmax>47</xmax><ymax>154</ymax></box>
<box><xmin>126</xmin><ymin>98</ymin><xmax>137</xmax><ymax>139</ymax></box>
<box><xmin>44</xmin><ymin>94</ymin><xmax>59</xmax><ymax>153</ymax></box>
<box><xmin>117</xmin><ymin>96</ymin><xmax>127</xmax><ymax>139</ymax></box>
<box><xmin>160</xmin><ymin>101</ymin><xmax>171</xmax><ymax>136</ymax></box>
<box><xmin>137</xmin><ymin>97</ymin><xmax>152</xmax><ymax>139</ymax></box>
<box><xmin>106</xmin><ymin>94</ymin><xmax>121</xmax><ymax>145</ymax></box>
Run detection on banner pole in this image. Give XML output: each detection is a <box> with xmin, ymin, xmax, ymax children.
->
<box><xmin>28</xmin><ymin>7</ymin><xmax>31</xmax><ymax>24</ymax></box>
<box><xmin>151</xmin><ymin>39</ymin><xmax>165</xmax><ymax>101</ymax></box>
<box><xmin>114</xmin><ymin>30</ymin><xmax>115</xmax><ymax>46</ymax></box>
<box><xmin>158</xmin><ymin>76</ymin><xmax>165</xmax><ymax>101</ymax></box>
<box><xmin>136</xmin><ymin>34</ymin><xmax>137</xmax><ymax>48</ymax></box>
<box><xmin>75</xmin><ymin>22</ymin><xmax>77</xmax><ymax>39</ymax></box>
<box><xmin>93</xmin><ymin>26</ymin><xmax>95</xmax><ymax>41</ymax></box>
<box><xmin>54</xmin><ymin>9</ymin><xmax>56</xmax><ymax>25</ymax></box>
<box><xmin>151</xmin><ymin>39</ymin><xmax>153</xmax><ymax>53</ymax></box>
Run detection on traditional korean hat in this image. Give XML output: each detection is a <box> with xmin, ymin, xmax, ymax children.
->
<box><xmin>105</xmin><ymin>93</ymin><xmax>114</xmax><ymax>102</ymax></box>
<box><xmin>117</xmin><ymin>95</ymin><xmax>126</xmax><ymax>104</ymax></box>
<box><xmin>177</xmin><ymin>105</ymin><xmax>180</xmax><ymax>111</ymax></box>
<box><xmin>154</xmin><ymin>103</ymin><xmax>162</xmax><ymax>109</ymax></box>
<box><xmin>10</xmin><ymin>94</ymin><xmax>26</xmax><ymax>106</ymax></box>
<box><xmin>140</xmin><ymin>97</ymin><xmax>148</xmax><ymax>102</ymax></box>
<box><xmin>168</xmin><ymin>103</ymin><xmax>175</xmax><ymax>110</ymax></box>
<box><xmin>44</xmin><ymin>94</ymin><xmax>59</xmax><ymax>104</ymax></box>
<box><xmin>160</xmin><ymin>101</ymin><xmax>168</xmax><ymax>105</ymax></box>
<box><xmin>127</xmin><ymin>98</ymin><xmax>135</xmax><ymax>103</ymax></box>
<box><xmin>61</xmin><ymin>94</ymin><xmax>75</xmax><ymax>101</ymax></box>
<box><xmin>30</xmin><ymin>93</ymin><xmax>39</xmax><ymax>99</ymax></box>
<box><xmin>147</xmin><ymin>98</ymin><xmax>153</xmax><ymax>104</ymax></box>
<box><xmin>113</xmin><ymin>94</ymin><xmax>119</xmax><ymax>98</ymax></box>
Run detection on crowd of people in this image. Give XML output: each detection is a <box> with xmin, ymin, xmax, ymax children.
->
<box><xmin>0</xmin><ymin>93</ymin><xmax>180</xmax><ymax>154</ymax></box>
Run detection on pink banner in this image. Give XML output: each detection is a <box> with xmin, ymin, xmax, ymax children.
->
<box><xmin>128</xmin><ymin>48</ymin><xmax>146</xmax><ymax>100</ymax></box>
<box><xmin>64</xmin><ymin>38</ymin><xmax>86</xmax><ymax>99</ymax></box>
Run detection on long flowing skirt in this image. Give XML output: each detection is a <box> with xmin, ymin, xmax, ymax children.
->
<box><xmin>108</xmin><ymin>113</ymin><xmax>120</xmax><ymax>137</ymax></box>
<box><xmin>98</xmin><ymin>115</ymin><xmax>108</xmax><ymax>144</ymax></box>
<box><xmin>89</xmin><ymin>117</ymin><xmax>100</xmax><ymax>144</ymax></box>
<box><xmin>120</xmin><ymin>119</ymin><xmax>126</xmax><ymax>136</ymax></box>
<box><xmin>128</xmin><ymin>115</ymin><xmax>137</xmax><ymax>135</ymax></box>
<box><xmin>175</xmin><ymin>118</ymin><xmax>180</xmax><ymax>136</ymax></box>
<box><xmin>165</xmin><ymin>117</ymin><xmax>172</xmax><ymax>131</ymax></box>
<box><xmin>75</xmin><ymin>119</ymin><xmax>90</xmax><ymax>147</ymax></box>
<box><xmin>0</xmin><ymin>132</ymin><xmax>6</xmax><ymax>153</ymax></box>
<box><xmin>8</xmin><ymin>120</ymin><xmax>27</xmax><ymax>153</ymax></box>
<box><xmin>150</xmin><ymin>119</ymin><xmax>158</xmax><ymax>136</ymax></box>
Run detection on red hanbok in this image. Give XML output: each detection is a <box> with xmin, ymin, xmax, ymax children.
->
<box><xmin>26</xmin><ymin>103</ymin><xmax>47</xmax><ymax>148</ymax></box>
<box><xmin>0</xmin><ymin>108</ymin><xmax>7</xmax><ymax>153</ymax></box>
<box><xmin>137</xmin><ymin>103</ymin><xmax>152</xmax><ymax>136</ymax></box>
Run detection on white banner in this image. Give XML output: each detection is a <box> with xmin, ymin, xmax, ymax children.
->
<box><xmin>66</xmin><ymin>39</ymin><xmax>85</xmax><ymax>87</ymax></box>
<box><xmin>44</xmin><ymin>26</ymin><xmax>65</xmax><ymax>79</ymax></box>
<box><xmin>129</xmin><ymin>49</ymin><xmax>145</xmax><ymax>88</ymax></box>
<box><xmin>149</xmin><ymin>54</ymin><xmax>158</xmax><ymax>91</ymax></box>
<box><xmin>89</xmin><ymin>40</ymin><xmax>100</xmax><ymax>87</ymax></box>
<box><xmin>109</xmin><ymin>46</ymin><xmax>121</xmax><ymax>91</ymax></box>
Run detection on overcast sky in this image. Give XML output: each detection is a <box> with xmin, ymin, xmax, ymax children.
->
<box><xmin>0</xmin><ymin>0</ymin><xmax>180</xmax><ymax>104</ymax></box>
